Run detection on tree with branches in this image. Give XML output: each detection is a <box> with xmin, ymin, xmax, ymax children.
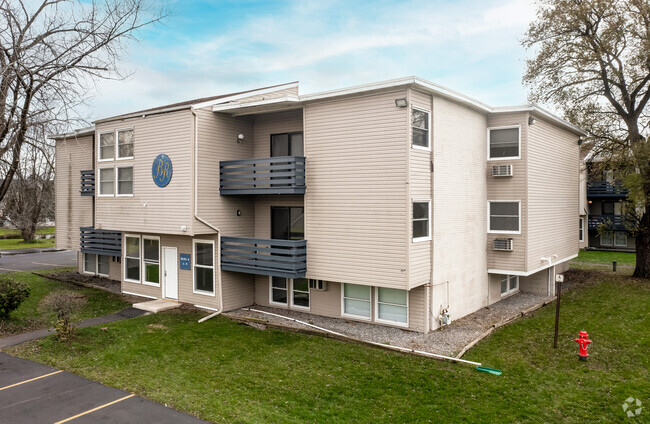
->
<box><xmin>523</xmin><ymin>0</ymin><xmax>650</xmax><ymax>277</ymax></box>
<box><xmin>0</xmin><ymin>0</ymin><xmax>164</xmax><ymax>206</ymax></box>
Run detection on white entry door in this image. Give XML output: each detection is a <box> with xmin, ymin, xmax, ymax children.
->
<box><xmin>163</xmin><ymin>247</ymin><xmax>178</xmax><ymax>300</ymax></box>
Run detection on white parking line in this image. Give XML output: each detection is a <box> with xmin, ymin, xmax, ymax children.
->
<box><xmin>0</xmin><ymin>267</ymin><xmax>23</xmax><ymax>272</ymax></box>
<box><xmin>31</xmin><ymin>262</ymin><xmax>61</xmax><ymax>267</ymax></box>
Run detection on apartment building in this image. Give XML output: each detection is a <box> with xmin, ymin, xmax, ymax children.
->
<box><xmin>54</xmin><ymin>77</ymin><xmax>582</xmax><ymax>333</ymax></box>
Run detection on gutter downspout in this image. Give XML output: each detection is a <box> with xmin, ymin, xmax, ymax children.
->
<box><xmin>191</xmin><ymin>108</ymin><xmax>224</xmax><ymax>315</ymax></box>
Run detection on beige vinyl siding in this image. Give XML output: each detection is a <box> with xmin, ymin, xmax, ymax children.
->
<box><xmin>486</xmin><ymin>112</ymin><xmax>528</xmax><ymax>272</ymax></box>
<box><xmin>519</xmin><ymin>267</ymin><xmax>553</xmax><ymax>296</ymax></box>
<box><xmin>304</xmin><ymin>90</ymin><xmax>409</xmax><ymax>289</ymax></box>
<box><xmin>254</xmin><ymin>279</ymin><xmax>426</xmax><ymax>332</ymax></box>
<box><xmin>253</xmin><ymin>109</ymin><xmax>303</xmax><ymax>158</ymax></box>
<box><xmin>526</xmin><ymin>116</ymin><xmax>579</xmax><ymax>269</ymax></box>
<box><xmin>221</xmin><ymin>271</ymin><xmax>255</xmax><ymax>311</ymax></box>
<box><xmin>95</xmin><ymin>110</ymin><xmax>194</xmax><ymax>235</ymax></box>
<box><xmin>55</xmin><ymin>136</ymin><xmax>94</xmax><ymax>251</ymax></box>
<box><xmin>194</xmin><ymin>107</ymin><xmax>255</xmax><ymax>235</ymax></box>
<box><xmin>431</xmin><ymin>96</ymin><xmax>488</xmax><ymax>329</ymax></box>
<box><xmin>409</xmin><ymin>90</ymin><xmax>433</xmax><ymax>289</ymax></box>
<box><xmin>109</xmin><ymin>256</ymin><xmax>122</xmax><ymax>281</ymax></box>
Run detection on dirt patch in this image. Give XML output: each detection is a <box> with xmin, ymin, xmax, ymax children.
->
<box><xmin>40</xmin><ymin>270</ymin><xmax>121</xmax><ymax>294</ymax></box>
<box><xmin>147</xmin><ymin>323</ymin><xmax>168</xmax><ymax>330</ymax></box>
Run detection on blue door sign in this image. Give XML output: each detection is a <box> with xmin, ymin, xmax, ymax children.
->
<box><xmin>179</xmin><ymin>253</ymin><xmax>191</xmax><ymax>270</ymax></box>
<box><xmin>152</xmin><ymin>154</ymin><xmax>173</xmax><ymax>187</ymax></box>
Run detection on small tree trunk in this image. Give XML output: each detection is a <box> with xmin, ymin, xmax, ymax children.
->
<box><xmin>633</xmin><ymin>212</ymin><xmax>650</xmax><ymax>278</ymax></box>
<box><xmin>20</xmin><ymin>225</ymin><xmax>35</xmax><ymax>243</ymax></box>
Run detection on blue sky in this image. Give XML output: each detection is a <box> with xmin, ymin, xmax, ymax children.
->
<box><xmin>88</xmin><ymin>0</ymin><xmax>538</xmax><ymax>121</ymax></box>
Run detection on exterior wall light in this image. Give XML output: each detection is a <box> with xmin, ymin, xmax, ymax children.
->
<box><xmin>528</xmin><ymin>116</ymin><xmax>536</xmax><ymax>125</ymax></box>
<box><xmin>237</xmin><ymin>133</ymin><xmax>245</xmax><ymax>143</ymax></box>
<box><xmin>395</xmin><ymin>98</ymin><xmax>408</xmax><ymax>108</ymax></box>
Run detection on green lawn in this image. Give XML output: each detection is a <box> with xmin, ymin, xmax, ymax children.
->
<box><xmin>8</xmin><ymin>271</ymin><xmax>649</xmax><ymax>423</ymax></box>
<box><xmin>0</xmin><ymin>238</ymin><xmax>55</xmax><ymax>250</ymax></box>
<box><xmin>0</xmin><ymin>272</ymin><xmax>129</xmax><ymax>337</ymax></box>
<box><xmin>0</xmin><ymin>226</ymin><xmax>55</xmax><ymax>237</ymax></box>
<box><xmin>575</xmin><ymin>250</ymin><xmax>636</xmax><ymax>266</ymax></box>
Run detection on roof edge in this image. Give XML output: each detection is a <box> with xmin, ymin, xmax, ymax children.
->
<box><xmin>49</xmin><ymin>125</ymin><xmax>95</xmax><ymax>140</ymax></box>
<box><xmin>493</xmin><ymin>105</ymin><xmax>586</xmax><ymax>136</ymax></box>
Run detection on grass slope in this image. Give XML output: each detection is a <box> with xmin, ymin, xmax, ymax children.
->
<box><xmin>0</xmin><ymin>272</ymin><xmax>129</xmax><ymax>337</ymax></box>
<box><xmin>575</xmin><ymin>250</ymin><xmax>636</xmax><ymax>266</ymax></box>
<box><xmin>9</xmin><ymin>273</ymin><xmax>649</xmax><ymax>423</ymax></box>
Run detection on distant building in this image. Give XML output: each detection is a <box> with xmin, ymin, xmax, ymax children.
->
<box><xmin>53</xmin><ymin>77</ymin><xmax>582</xmax><ymax>333</ymax></box>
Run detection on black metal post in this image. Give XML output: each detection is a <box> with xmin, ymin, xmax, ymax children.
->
<box><xmin>613</xmin><ymin>260</ymin><xmax>617</xmax><ymax>272</ymax></box>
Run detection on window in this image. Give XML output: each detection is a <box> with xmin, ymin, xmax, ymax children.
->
<box><xmin>98</xmin><ymin>255</ymin><xmax>110</xmax><ymax>276</ymax></box>
<box><xmin>412</xmin><ymin>108</ymin><xmax>430</xmax><ymax>148</ymax></box>
<box><xmin>99</xmin><ymin>132</ymin><xmax>115</xmax><ymax>160</ymax></box>
<box><xmin>117</xmin><ymin>166</ymin><xmax>133</xmax><ymax>196</ymax></box>
<box><xmin>125</xmin><ymin>235</ymin><xmax>141</xmax><ymax>282</ymax></box>
<box><xmin>376</xmin><ymin>287</ymin><xmax>408</xmax><ymax>325</ymax></box>
<box><xmin>98</xmin><ymin>168</ymin><xmax>114</xmax><ymax>196</ymax></box>
<box><xmin>271</xmin><ymin>132</ymin><xmax>304</xmax><ymax>156</ymax></box>
<box><xmin>489</xmin><ymin>126</ymin><xmax>520</xmax><ymax>159</ymax></box>
<box><xmin>84</xmin><ymin>253</ymin><xmax>97</xmax><ymax>274</ymax></box>
<box><xmin>579</xmin><ymin>218</ymin><xmax>584</xmax><ymax>242</ymax></box>
<box><xmin>412</xmin><ymin>200</ymin><xmax>431</xmax><ymax>241</ymax></box>
<box><xmin>614</xmin><ymin>231</ymin><xmax>627</xmax><ymax>247</ymax></box>
<box><xmin>117</xmin><ymin>129</ymin><xmax>134</xmax><ymax>159</ymax></box>
<box><xmin>602</xmin><ymin>201</ymin><xmax>615</xmax><ymax>215</ymax></box>
<box><xmin>292</xmin><ymin>278</ymin><xmax>310</xmax><ymax>309</ymax></box>
<box><xmin>143</xmin><ymin>237</ymin><xmax>160</xmax><ymax>285</ymax></box>
<box><xmin>500</xmin><ymin>275</ymin><xmax>519</xmax><ymax>296</ymax></box>
<box><xmin>271</xmin><ymin>277</ymin><xmax>288</xmax><ymax>305</ymax></box>
<box><xmin>194</xmin><ymin>241</ymin><xmax>214</xmax><ymax>294</ymax></box>
<box><xmin>342</xmin><ymin>284</ymin><xmax>371</xmax><ymax>319</ymax></box>
<box><xmin>600</xmin><ymin>232</ymin><xmax>613</xmax><ymax>246</ymax></box>
<box><xmin>488</xmin><ymin>201</ymin><xmax>520</xmax><ymax>233</ymax></box>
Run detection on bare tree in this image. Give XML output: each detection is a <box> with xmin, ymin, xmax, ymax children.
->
<box><xmin>523</xmin><ymin>0</ymin><xmax>650</xmax><ymax>277</ymax></box>
<box><xmin>0</xmin><ymin>0</ymin><xmax>165</xmax><ymax>204</ymax></box>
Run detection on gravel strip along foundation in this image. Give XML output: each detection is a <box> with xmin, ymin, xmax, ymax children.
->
<box><xmin>225</xmin><ymin>291</ymin><xmax>551</xmax><ymax>357</ymax></box>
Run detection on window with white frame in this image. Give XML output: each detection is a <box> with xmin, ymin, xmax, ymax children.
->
<box><xmin>84</xmin><ymin>253</ymin><xmax>110</xmax><ymax>276</ymax></box>
<box><xmin>98</xmin><ymin>255</ymin><xmax>110</xmax><ymax>276</ymax></box>
<box><xmin>194</xmin><ymin>241</ymin><xmax>214</xmax><ymax>294</ymax></box>
<box><xmin>143</xmin><ymin>237</ymin><xmax>160</xmax><ymax>285</ymax></box>
<box><xmin>292</xmin><ymin>278</ymin><xmax>310</xmax><ymax>308</ymax></box>
<box><xmin>500</xmin><ymin>275</ymin><xmax>519</xmax><ymax>296</ymax></box>
<box><xmin>98</xmin><ymin>168</ymin><xmax>115</xmax><ymax>196</ymax></box>
<box><xmin>614</xmin><ymin>231</ymin><xmax>627</xmax><ymax>247</ymax></box>
<box><xmin>376</xmin><ymin>287</ymin><xmax>408</xmax><ymax>325</ymax></box>
<box><xmin>84</xmin><ymin>253</ymin><xmax>97</xmax><ymax>274</ymax></box>
<box><xmin>125</xmin><ymin>235</ymin><xmax>140</xmax><ymax>282</ymax></box>
<box><xmin>600</xmin><ymin>232</ymin><xmax>613</xmax><ymax>246</ymax></box>
<box><xmin>117</xmin><ymin>166</ymin><xmax>133</xmax><ymax>196</ymax></box>
<box><xmin>117</xmin><ymin>129</ymin><xmax>134</xmax><ymax>159</ymax></box>
<box><xmin>271</xmin><ymin>277</ymin><xmax>288</xmax><ymax>305</ymax></box>
<box><xmin>342</xmin><ymin>284</ymin><xmax>371</xmax><ymax>318</ymax></box>
<box><xmin>488</xmin><ymin>201</ymin><xmax>520</xmax><ymax>233</ymax></box>
<box><xmin>413</xmin><ymin>200</ymin><xmax>430</xmax><ymax>241</ymax></box>
<box><xmin>489</xmin><ymin>126</ymin><xmax>520</xmax><ymax>159</ymax></box>
<box><xmin>99</xmin><ymin>132</ymin><xmax>115</xmax><ymax>160</ymax></box>
<box><xmin>412</xmin><ymin>108</ymin><xmax>430</xmax><ymax>148</ymax></box>
<box><xmin>579</xmin><ymin>218</ymin><xmax>584</xmax><ymax>242</ymax></box>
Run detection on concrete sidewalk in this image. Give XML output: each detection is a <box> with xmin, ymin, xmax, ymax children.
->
<box><xmin>0</xmin><ymin>307</ymin><xmax>148</xmax><ymax>349</ymax></box>
<box><xmin>0</xmin><ymin>247</ymin><xmax>65</xmax><ymax>256</ymax></box>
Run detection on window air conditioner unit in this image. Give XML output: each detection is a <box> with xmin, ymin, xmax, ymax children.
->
<box><xmin>493</xmin><ymin>238</ymin><xmax>514</xmax><ymax>251</ymax></box>
<box><xmin>309</xmin><ymin>279</ymin><xmax>327</xmax><ymax>291</ymax></box>
<box><xmin>492</xmin><ymin>164</ymin><xmax>513</xmax><ymax>177</ymax></box>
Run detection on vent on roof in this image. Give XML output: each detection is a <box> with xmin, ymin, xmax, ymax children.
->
<box><xmin>493</xmin><ymin>238</ymin><xmax>514</xmax><ymax>251</ymax></box>
<box><xmin>309</xmin><ymin>279</ymin><xmax>327</xmax><ymax>291</ymax></box>
<box><xmin>492</xmin><ymin>164</ymin><xmax>513</xmax><ymax>177</ymax></box>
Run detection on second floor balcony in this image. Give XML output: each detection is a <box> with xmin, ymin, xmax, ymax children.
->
<box><xmin>221</xmin><ymin>236</ymin><xmax>307</xmax><ymax>279</ymax></box>
<box><xmin>588</xmin><ymin>215</ymin><xmax>626</xmax><ymax>231</ymax></box>
<box><xmin>587</xmin><ymin>181</ymin><xmax>629</xmax><ymax>198</ymax></box>
<box><xmin>220</xmin><ymin>156</ymin><xmax>306</xmax><ymax>195</ymax></box>
<box><xmin>80</xmin><ymin>170</ymin><xmax>95</xmax><ymax>196</ymax></box>
<box><xmin>80</xmin><ymin>227</ymin><xmax>122</xmax><ymax>256</ymax></box>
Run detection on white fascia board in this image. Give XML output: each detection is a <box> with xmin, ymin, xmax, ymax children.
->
<box><xmin>196</xmin><ymin>82</ymin><xmax>299</xmax><ymax>109</ymax></box>
<box><xmin>492</xmin><ymin>105</ymin><xmax>586</xmax><ymax>136</ymax></box>
<box><xmin>49</xmin><ymin>125</ymin><xmax>96</xmax><ymax>140</ymax></box>
<box><xmin>93</xmin><ymin>104</ymin><xmax>192</xmax><ymax>124</ymax></box>
<box><xmin>211</xmin><ymin>95</ymin><xmax>300</xmax><ymax>112</ymax></box>
<box><xmin>488</xmin><ymin>253</ymin><xmax>578</xmax><ymax>277</ymax></box>
<box><xmin>412</xmin><ymin>77</ymin><xmax>493</xmax><ymax>113</ymax></box>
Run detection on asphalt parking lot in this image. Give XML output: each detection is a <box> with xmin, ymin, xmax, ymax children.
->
<box><xmin>0</xmin><ymin>352</ymin><xmax>209</xmax><ymax>423</ymax></box>
<box><xmin>0</xmin><ymin>250</ymin><xmax>77</xmax><ymax>273</ymax></box>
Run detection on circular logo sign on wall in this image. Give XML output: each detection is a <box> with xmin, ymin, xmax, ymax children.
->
<box><xmin>152</xmin><ymin>154</ymin><xmax>173</xmax><ymax>187</ymax></box>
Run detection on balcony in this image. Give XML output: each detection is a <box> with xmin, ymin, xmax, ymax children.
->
<box><xmin>221</xmin><ymin>236</ymin><xmax>307</xmax><ymax>279</ymax></box>
<box><xmin>80</xmin><ymin>227</ymin><xmax>122</xmax><ymax>256</ymax></box>
<box><xmin>588</xmin><ymin>215</ymin><xmax>626</xmax><ymax>231</ymax></box>
<box><xmin>587</xmin><ymin>181</ymin><xmax>629</xmax><ymax>198</ymax></box>
<box><xmin>219</xmin><ymin>156</ymin><xmax>306</xmax><ymax>195</ymax></box>
<box><xmin>80</xmin><ymin>170</ymin><xmax>95</xmax><ymax>196</ymax></box>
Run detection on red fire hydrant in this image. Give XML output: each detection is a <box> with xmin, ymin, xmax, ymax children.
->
<box><xmin>574</xmin><ymin>330</ymin><xmax>592</xmax><ymax>361</ymax></box>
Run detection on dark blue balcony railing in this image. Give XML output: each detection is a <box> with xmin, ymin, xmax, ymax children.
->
<box><xmin>80</xmin><ymin>227</ymin><xmax>122</xmax><ymax>256</ymax></box>
<box><xmin>587</xmin><ymin>181</ymin><xmax>629</xmax><ymax>198</ymax></box>
<box><xmin>80</xmin><ymin>170</ymin><xmax>95</xmax><ymax>196</ymax></box>
<box><xmin>219</xmin><ymin>156</ymin><xmax>305</xmax><ymax>195</ymax></box>
<box><xmin>221</xmin><ymin>236</ymin><xmax>307</xmax><ymax>279</ymax></box>
<box><xmin>588</xmin><ymin>215</ymin><xmax>626</xmax><ymax>231</ymax></box>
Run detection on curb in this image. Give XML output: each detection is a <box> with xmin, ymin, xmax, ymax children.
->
<box><xmin>1</xmin><ymin>248</ymin><xmax>67</xmax><ymax>256</ymax></box>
